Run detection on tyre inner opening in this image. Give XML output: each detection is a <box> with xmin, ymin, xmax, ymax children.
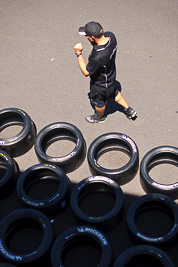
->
<box><xmin>125</xmin><ymin>254</ymin><xmax>163</xmax><ymax>267</ymax></box>
<box><xmin>24</xmin><ymin>169</ymin><xmax>60</xmax><ymax>200</ymax></box>
<box><xmin>148</xmin><ymin>153</ymin><xmax>178</xmax><ymax>184</ymax></box>
<box><xmin>134</xmin><ymin>201</ymin><xmax>175</xmax><ymax>238</ymax></box>
<box><xmin>61</xmin><ymin>235</ymin><xmax>102</xmax><ymax>267</ymax></box>
<box><xmin>78</xmin><ymin>183</ymin><xmax>116</xmax><ymax>217</ymax></box>
<box><xmin>41</xmin><ymin>128</ymin><xmax>76</xmax><ymax>158</ymax></box>
<box><xmin>0</xmin><ymin>112</ymin><xmax>24</xmax><ymax>138</ymax></box>
<box><xmin>5</xmin><ymin>218</ymin><xmax>43</xmax><ymax>255</ymax></box>
<box><xmin>95</xmin><ymin>139</ymin><xmax>131</xmax><ymax>169</ymax></box>
<box><xmin>0</xmin><ymin>125</ymin><xmax>23</xmax><ymax>139</ymax></box>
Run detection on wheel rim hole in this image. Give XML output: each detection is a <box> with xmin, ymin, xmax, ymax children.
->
<box><xmin>24</xmin><ymin>170</ymin><xmax>60</xmax><ymax>200</ymax></box>
<box><xmin>0</xmin><ymin>125</ymin><xmax>23</xmax><ymax>139</ymax></box>
<box><xmin>135</xmin><ymin>202</ymin><xmax>174</xmax><ymax>237</ymax></box>
<box><xmin>78</xmin><ymin>183</ymin><xmax>116</xmax><ymax>217</ymax></box>
<box><xmin>41</xmin><ymin>128</ymin><xmax>76</xmax><ymax>158</ymax></box>
<box><xmin>46</xmin><ymin>139</ymin><xmax>76</xmax><ymax>158</ymax></box>
<box><xmin>5</xmin><ymin>218</ymin><xmax>43</xmax><ymax>255</ymax></box>
<box><xmin>97</xmin><ymin>150</ymin><xmax>130</xmax><ymax>169</ymax></box>
<box><xmin>61</xmin><ymin>236</ymin><xmax>102</xmax><ymax>267</ymax></box>
<box><xmin>126</xmin><ymin>254</ymin><xmax>163</xmax><ymax>267</ymax></box>
<box><xmin>149</xmin><ymin>163</ymin><xmax>178</xmax><ymax>184</ymax></box>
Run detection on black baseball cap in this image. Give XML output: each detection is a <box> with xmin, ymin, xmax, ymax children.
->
<box><xmin>78</xmin><ymin>21</ymin><xmax>103</xmax><ymax>37</ymax></box>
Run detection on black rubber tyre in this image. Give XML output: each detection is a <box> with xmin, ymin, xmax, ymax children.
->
<box><xmin>34</xmin><ymin>122</ymin><xmax>86</xmax><ymax>173</ymax></box>
<box><xmin>0</xmin><ymin>208</ymin><xmax>53</xmax><ymax>264</ymax></box>
<box><xmin>113</xmin><ymin>245</ymin><xmax>175</xmax><ymax>267</ymax></box>
<box><xmin>70</xmin><ymin>176</ymin><xmax>123</xmax><ymax>230</ymax></box>
<box><xmin>50</xmin><ymin>225</ymin><xmax>112</xmax><ymax>267</ymax></box>
<box><xmin>17</xmin><ymin>163</ymin><xmax>70</xmax><ymax>216</ymax></box>
<box><xmin>140</xmin><ymin>146</ymin><xmax>178</xmax><ymax>199</ymax></box>
<box><xmin>0</xmin><ymin>150</ymin><xmax>20</xmax><ymax>199</ymax></box>
<box><xmin>0</xmin><ymin>108</ymin><xmax>37</xmax><ymax>157</ymax></box>
<box><xmin>87</xmin><ymin>133</ymin><xmax>139</xmax><ymax>185</ymax></box>
<box><xmin>127</xmin><ymin>193</ymin><xmax>178</xmax><ymax>248</ymax></box>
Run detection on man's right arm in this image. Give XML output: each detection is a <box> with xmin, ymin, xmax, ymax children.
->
<box><xmin>74</xmin><ymin>43</ymin><xmax>90</xmax><ymax>77</ymax></box>
<box><xmin>77</xmin><ymin>54</ymin><xmax>90</xmax><ymax>77</ymax></box>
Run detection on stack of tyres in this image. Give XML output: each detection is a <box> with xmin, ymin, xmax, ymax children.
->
<box><xmin>87</xmin><ymin>132</ymin><xmax>139</xmax><ymax>185</ymax></box>
<box><xmin>0</xmin><ymin>108</ymin><xmax>37</xmax><ymax>158</ymax></box>
<box><xmin>34</xmin><ymin>122</ymin><xmax>86</xmax><ymax>173</ymax></box>
<box><xmin>126</xmin><ymin>193</ymin><xmax>178</xmax><ymax>249</ymax></box>
<box><xmin>50</xmin><ymin>225</ymin><xmax>112</xmax><ymax>267</ymax></box>
<box><xmin>0</xmin><ymin>209</ymin><xmax>53</xmax><ymax>265</ymax></box>
<box><xmin>17</xmin><ymin>163</ymin><xmax>70</xmax><ymax>217</ymax></box>
<box><xmin>140</xmin><ymin>146</ymin><xmax>178</xmax><ymax>199</ymax></box>
<box><xmin>70</xmin><ymin>176</ymin><xmax>124</xmax><ymax>231</ymax></box>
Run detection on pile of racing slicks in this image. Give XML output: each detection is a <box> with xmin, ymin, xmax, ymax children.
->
<box><xmin>0</xmin><ymin>107</ymin><xmax>177</xmax><ymax>267</ymax></box>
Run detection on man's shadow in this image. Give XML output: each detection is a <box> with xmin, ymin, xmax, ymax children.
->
<box><xmin>88</xmin><ymin>80</ymin><xmax>125</xmax><ymax>116</ymax></box>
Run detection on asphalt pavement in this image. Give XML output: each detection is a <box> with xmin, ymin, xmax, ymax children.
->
<box><xmin>0</xmin><ymin>0</ymin><xmax>178</xmax><ymax>266</ymax></box>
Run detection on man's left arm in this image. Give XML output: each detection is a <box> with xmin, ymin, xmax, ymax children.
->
<box><xmin>74</xmin><ymin>43</ymin><xmax>90</xmax><ymax>77</ymax></box>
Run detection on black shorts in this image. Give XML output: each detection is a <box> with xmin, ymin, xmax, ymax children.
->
<box><xmin>89</xmin><ymin>82</ymin><xmax>119</xmax><ymax>108</ymax></box>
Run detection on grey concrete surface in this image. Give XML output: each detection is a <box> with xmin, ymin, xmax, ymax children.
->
<box><xmin>0</xmin><ymin>0</ymin><xmax>178</xmax><ymax>266</ymax></box>
<box><xmin>1</xmin><ymin>0</ymin><xmax>178</xmax><ymax>197</ymax></box>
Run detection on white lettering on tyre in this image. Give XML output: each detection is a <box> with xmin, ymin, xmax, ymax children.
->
<box><xmin>122</xmin><ymin>135</ymin><xmax>137</xmax><ymax>153</ymax></box>
<box><xmin>77</xmin><ymin>227</ymin><xmax>108</xmax><ymax>246</ymax></box>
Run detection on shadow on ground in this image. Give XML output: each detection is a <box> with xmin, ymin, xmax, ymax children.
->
<box><xmin>0</xmin><ymin>179</ymin><xmax>177</xmax><ymax>266</ymax></box>
<box><xmin>87</xmin><ymin>80</ymin><xmax>125</xmax><ymax>118</ymax></box>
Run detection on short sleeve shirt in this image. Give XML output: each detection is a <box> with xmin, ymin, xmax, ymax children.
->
<box><xmin>86</xmin><ymin>32</ymin><xmax>117</xmax><ymax>88</ymax></box>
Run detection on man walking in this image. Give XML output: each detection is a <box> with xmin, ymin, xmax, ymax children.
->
<box><xmin>74</xmin><ymin>21</ymin><xmax>137</xmax><ymax>123</ymax></box>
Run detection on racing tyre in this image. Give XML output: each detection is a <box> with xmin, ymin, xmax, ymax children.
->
<box><xmin>127</xmin><ymin>193</ymin><xmax>178</xmax><ymax>248</ymax></box>
<box><xmin>70</xmin><ymin>176</ymin><xmax>123</xmax><ymax>230</ymax></box>
<box><xmin>50</xmin><ymin>225</ymin><xmax>112</xmax><ymax>267</ymax></box>
<box><xmin>17</xmin><ymin>163</ymin><xmax>70</xmax><ymax>216</ymax></box>
<box><xmin>0</xmin><ymin>209</ymin><xmax>53</xmax><ymax>264</ymax></box>
<box><xmin>0</xmin><ymin>108</ymin><xmax>37</xmax><ymax>157</ymax></box>
<box><xmin>0</xmin><ymin>150</ymin><xmax>19</xmax><ymax>199</ymax></box>
<box><xmin>87</xmin><ymin>133</ymin><xmax>139</xmax><ymax>185</ymax></box>
<box><xmin>113</xmin><ymin>245</ymin><xmax>174</xmax><ymax>267</ymax></box>
<box><xmin>140</xmin><ymin>146</ymin><xmax>178</xmax><ymax>199</ymax></box>
<box><xmin>35</xmin><ymin>122</ymin><xmax>86</xmax><ymax>173</ymax></box>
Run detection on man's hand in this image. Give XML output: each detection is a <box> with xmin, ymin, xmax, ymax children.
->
<box><xmin>74</xmin><ymin>42</ymin><xmax>89</xmax><ymax>77</ymax></box>
<box><xmin>74</xmin><ymin>43</ymin><xmax>83</xmax><ymax>53</ymax></box>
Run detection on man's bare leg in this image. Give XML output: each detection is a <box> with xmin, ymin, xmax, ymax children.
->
<box><xmin>114</xmin><ymin>92</ymin><xmax>137</xmax><ymax>119</ymax></box>
<box><xmin>95</xmin><ymin>105</ymin><xmax>106</xmax><ymax>117</ymax></box>
<box><xmin>85</xmin><ymin>105</ymin><xmax>107</xmax><ymax>123</ymax></box>
<box><xmin>114</xmin><ymin>92</ymin><xmax>129</xmax><ymax>109</ymax></box>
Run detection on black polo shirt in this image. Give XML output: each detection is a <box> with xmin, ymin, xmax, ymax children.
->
<box><xmin>86</xmin><ymin>31</ymin><xmax>117</xmax><ymax>88</ymax></box>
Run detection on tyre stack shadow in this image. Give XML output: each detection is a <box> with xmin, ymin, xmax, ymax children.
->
<box><xmin>0</xmin><ymin>180</ymin><xmax>139</xmax><ymax>266</ymax></box>
<box><xmin>1</xmin><ymin>185</ymin><xmax>177</xmax><ymax>266</ymax></box>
